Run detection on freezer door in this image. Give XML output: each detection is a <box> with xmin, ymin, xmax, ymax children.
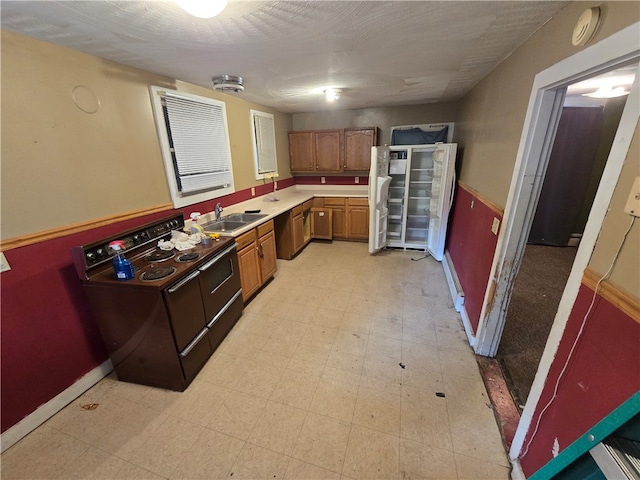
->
<box><xmin>426</xmin><ymin>144</ymin><xmax>457</xmax><ymax>261</ymax></box>
<box><xmin>369</xmin><ymin>176</ymin><xmax>392</xmax><ymax>253</ymax></box>
<box><xmin>368</xmin><ymin>146</ymin><xmax>391</xmax><ymax>253</ymax></box>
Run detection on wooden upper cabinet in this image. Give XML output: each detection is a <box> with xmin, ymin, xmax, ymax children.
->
<box><xmin>314</xmin><ymin>130</ymin><xmax>342</xmax><ymax>172</ymax></box>
<box><xmin>289</xmin><ymin>127</ymin><xmax>376</xmax><ymax>173</ymax></box>
<box><xmin>344</xmin><ymin>128</ymin><xmax>377</xmax><ymax>171</ymax></box>
<box><xmin>289</xmin><ymin>131</ymin><xmax>314</xmax><ymax>172</ymax></box>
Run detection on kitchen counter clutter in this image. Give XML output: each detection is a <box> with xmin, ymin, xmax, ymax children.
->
<box><xmin>195</xmin><ymin>185</ymin><xmax>369</xmax><ymax>302</ymax></box>
<box><xmin>194</xmin><ymin>185</ymin><xmax>368</xmax><ymax>237</ymax></box>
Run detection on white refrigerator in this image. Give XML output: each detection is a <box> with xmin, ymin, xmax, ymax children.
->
<box><xmin>368</xmin><ymin>144</ymin><xmax>457</xmax><ymax>261</ymax></box>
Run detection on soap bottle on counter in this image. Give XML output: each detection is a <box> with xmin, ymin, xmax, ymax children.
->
<box><xmin>109</xmin><ymin>240</ymin><xmax>134</xmax><ymax>280</ymax></box>
<box><xmin>189</xmin><ymin>212</ymin><xmax>204</xmax><ymax>235</ymax></box>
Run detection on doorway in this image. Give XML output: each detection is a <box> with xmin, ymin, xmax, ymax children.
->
<box><xmin>495</xmin><ymin>85</ymin><xmax>630</xmax><ymax>408</ymax></box>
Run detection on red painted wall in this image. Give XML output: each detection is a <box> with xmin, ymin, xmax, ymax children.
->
<box><xmin>294</xmin><ymin>175</ymin><xmax>368</xmax><ymax>185</ymax></box>
<box><xmin>447</xmin><ymin>185</ymin><xmax>501</xmax><ymax>333</ymax></box>
<box><xmin>0</xmin><ymin>210</ymin><xmax>175</xmax><ymax>432</ymax></box>
<box><xmin>0</xmin><ymin>180</ymin><xmax>304</xmax><ymax>433</ymax></box>
<box><xmin>519</xmin><ymin>284</ymin><xmax>640</xmax><ymax>475</ymax></box>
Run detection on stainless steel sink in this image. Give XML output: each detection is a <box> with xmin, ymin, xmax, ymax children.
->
<box><xmin>225</xmin><ymin>213</ymin><xmax>268</xmax><ymax>223</ymax></box>
<box><xmin>201</xmin><ymin>220</ymin><xmax>247</xmax><ymax>232</ymax></box>
<box><xmin>201</xmin><ymin>213</ymin><xmax>268</xmax><ymax>233</ymax></box>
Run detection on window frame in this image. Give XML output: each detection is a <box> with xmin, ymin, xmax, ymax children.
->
<box><xmin>149</xmin><ymin>85</ymin><xmax>235</xmax><ymax>209</ymax></box>
<box><xmin>250</xmin><ymin>109</ymin><xmax>278</xmax><ymax>180</ymax></box>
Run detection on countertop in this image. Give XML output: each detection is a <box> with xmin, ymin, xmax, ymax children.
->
<box><xmin>195</xmin><ymin>184</ymin><xmax>368</xmax><ymax>237</ymax></box>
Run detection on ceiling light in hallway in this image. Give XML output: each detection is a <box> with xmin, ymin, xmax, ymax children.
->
<box><xmin>176</xmin><ymin>0</ymin><xmax>227</xmax><ymax>18</ymax></box>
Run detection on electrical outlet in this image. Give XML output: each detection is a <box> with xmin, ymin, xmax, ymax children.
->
<box><xmin>623</xmin><ymin>176</ymin><xmax>640</xmax><ymax>217</ymax></box>
<box><xmin>0</xmin><ymin>252</ymin><xmax>11</xmax><ymax>272</ymax></box>
<box><xmin>491</xmin><ymin>217</ymin><xmax>500</xmax><ymax>235</ymax></box>
<box><xmin>355</xmin><ymin>177</ymin><xmax>359</xmax><ymax>184</ymax></box>
<box><xmin>251</xmin><ymin>187</ymin><xmax>255</xmax><ymax>197</ymax></box>
<box><xmin>321</xmin><ymin>177</ymin><xmax>326</xmax><ymax>184</ymax></box>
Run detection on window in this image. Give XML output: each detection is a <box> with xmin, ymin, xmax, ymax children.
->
<box><xmin>250</xmin><ymin>109</ymin><xmax>278</xmax><ymax>180</ymax></box>
<box><xmin>149</xmin><ymin>86</ymin><xmax>235</xmax><ymax>208</ymax></box>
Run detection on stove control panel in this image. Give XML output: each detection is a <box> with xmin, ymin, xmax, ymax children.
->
<box><xmin>71</xmin><ymin>213</ymin><xmax>185</xmax><ymax>279</ymax></box>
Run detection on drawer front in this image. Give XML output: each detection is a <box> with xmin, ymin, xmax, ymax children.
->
<box><xmin>348</xmin><ymin>197</ymin><xmax>369</xmax><ymax>206</ymax></box>
<box><xmin>323</xmin><ymin>197</ymin><xmax>346</xmax><ymax>206</ymax></box>
<box><xmin>256</xmin><ymin>219</ymin><xmax>274</xmax><ymax>238</ymax></box>
<box><xmin>303</xmin><ymin>200</ymin><xmax>313</xmax><ymax>212</ymax></box>
<box><xmin>235</xmin><ymin>229</ymin><xmax>256</xmax><ymax>250</ymax></box>
<box><xmin>292</xmin><ymin>204</ymin><xmax>304</xmax><ymax>217</ymax></box>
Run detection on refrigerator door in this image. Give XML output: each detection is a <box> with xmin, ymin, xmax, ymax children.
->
<box><xmin>368</xmin><ymin>146</ymin><xmax>391</xmax><ymax>253</ymax></box>
<box><xmin>426</xmin><ymin>144</ymin><xmax>457</xmax><ymax>261</ymax></box>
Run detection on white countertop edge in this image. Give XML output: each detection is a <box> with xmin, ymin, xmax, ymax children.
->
<box><xmin>194</xmin><ymin>185</ymin><xmax>369</xmax><ymax>238</ymax></box>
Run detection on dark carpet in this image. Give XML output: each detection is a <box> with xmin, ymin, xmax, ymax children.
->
<box><xmin>496</xmin><ymin>244</ymin><xmax>577</xmax><ymax>409</ymax></box>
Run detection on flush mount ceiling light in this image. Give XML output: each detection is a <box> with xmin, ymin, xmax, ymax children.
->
<box><xmin>212</xmin><ymin>75</ymin><xmax>244</xmax><ymax>92</ymax></box>
<box><xmin>583</xmin><ymin>85</ymin><xmax>630</xmax><ymax>99</ymax></box>
<box><xmin>176</xmin><ymin>0</ymin><xmax>228</xmax><ymax>18</ymax></box>
<box><xmin>324</xmin><ymin>88</ymin><xmax>342</xmax><ymax>102</ymax></box>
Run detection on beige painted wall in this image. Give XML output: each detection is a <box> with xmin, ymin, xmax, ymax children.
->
<box><xmin>293</xmin><ymin>103</ymin><xmax>457</xmax><ymax>146</ymax></box>
<box><xmin>454</xmin><ymin>2</ymin><xmax>639</xmax><ymax>294</ymax></box>
<box><xmin>1</xmin><ymin>30</ymin><xmax>293</xmax><ymax>240</ymax></box>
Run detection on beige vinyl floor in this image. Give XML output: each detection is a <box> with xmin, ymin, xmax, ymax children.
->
<box><xmin>1</xmin><ymin>241</ymin><xmax>511</xmax><ymax>480</ymax></box>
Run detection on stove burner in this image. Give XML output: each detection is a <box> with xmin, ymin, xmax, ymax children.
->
<box><xmin>176</xmin><ymin>252</ymin><xmax>200</xmax><ymax>262</ymax></box>
<box><xmin>144</xmin><ymin>250</ymin><xmax>175</xmax><ymax>262</ymax></box>
<box><xmin>140</xmin><ymin>266</ymin><xmax>177</xmax><ymax>282</ymax></box>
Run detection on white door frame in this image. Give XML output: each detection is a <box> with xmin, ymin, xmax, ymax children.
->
<box><xmin>464</xmin><ymin>22</ymin><xmax>639</xmax><ymax>464</ymax></box>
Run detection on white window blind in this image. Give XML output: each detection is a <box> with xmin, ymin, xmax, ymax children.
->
<box><xmin>250</xmin><ymin>110</ymin><xmax>278</xmax><ymax>178</ymax></box>
<box><xmin>165</xmin><ymin>93</ymin><xmax>232</xmax><ymax>194</ymax></box>
<box><xmin>149</xmin><ymin>86</ymin><xmax>235</xmax><ymax>208</ymax></box>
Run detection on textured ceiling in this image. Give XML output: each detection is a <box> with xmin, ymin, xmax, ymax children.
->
<box><xmin>1</xmin><ymin>1</ymin><xmax>568</xmax><ymax>113</ymax></box>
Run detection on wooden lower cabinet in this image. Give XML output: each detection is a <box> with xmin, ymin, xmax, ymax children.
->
<box><xmin>347</xmin><ymin>198</ymin><xmax>369</xmax><ymax>240</ymax></box>
<box><xmin>274</xmin><ymin>202</ymin><xmax>313</xmax><ymax>260</ymax></box>
<box><xmin>311</xmin><ymin>208</ymin><xmax>332</xmax><ymax>239</ymax></box>
<box><xmin>236</xmin><ymin>220</ymin><xmax>277</xmax><ymax>302</ymax></box>
<box><xmin>318</xmin><ymin>197</ymin><xmax>369</xmax><ymax>242</ymax></box>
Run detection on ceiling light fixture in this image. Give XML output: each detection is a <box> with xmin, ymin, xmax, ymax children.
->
<box><xmin>324</xmin><ymin>88</ymin><xmax>342</xmax><ymax>102</ymax></box>
<box><xmin>212</xmin><ymin>75</ymin><xmax>244</xmax><ymax>92</ymax></box>
<box><xmin>583</xmin><ymin>85</ymin><xmax>630</xmax><ymax>98</ymax></box>
<box><xmin>176</xmin><ymin>0</ymin><xmax>228</xmax><ymax>19</ymax></box>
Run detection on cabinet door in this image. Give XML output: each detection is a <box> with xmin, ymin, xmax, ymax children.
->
<box><xmin>258</xmin><ymin>231</ymin><xmax>277</xmax><ymax>283</ymax></box>
<box><xmin>311</xmin><ymin>208</ymin><xmax>333</xmax><ymax>240</ymax></box>
<box><xmin>330</xmin><ymin>206</ymin><xmax>347</xmax><ymax>239</ymax></box>
<box><xmin>289</xmin><ymin>132</ymin><xmax>314</xmax><ymax>172</ymax></box>
<box><xmin>348</xmin><ymin>205</ymin><xmax>370</xmax><ymax>240</ymax></box>
<box><xmin>344</xmin><ymin>128</ymin><xmax>377</xmax><ymax>171</ymax></box>
<box><xmin>314</xmin><ymin>130</ymin><xmax>342</xmax><ymax>172</ymax></box>
<box><xmin>237</xmin><ymin>242</ymin><xmax>261</xmax><ymax>301</ymax></box>
<box><xmin>292</xmin><ymin>213</ymin><xmax>305</xmax><ymax>252</ymax></box>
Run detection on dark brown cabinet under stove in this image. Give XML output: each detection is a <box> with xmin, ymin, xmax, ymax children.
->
<box><xmin>75</xmin><ymin>227</ymin><xmax>243</xmax><ymax>392</ymax></box>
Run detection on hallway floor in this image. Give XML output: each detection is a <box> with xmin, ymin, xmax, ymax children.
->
<box><xmin>2</xmin><ymin>242</ymin><xmax>510</xmax><ymax>479</ymax></box>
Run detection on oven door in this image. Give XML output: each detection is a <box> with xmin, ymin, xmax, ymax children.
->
<box><xmin>197</xmin><ymin>243</ymin><xmax>242</xmax><ymax>322</ymax></box>
<box><xmin>164</xmin><ymin>270</ymin><xmax>207</xmax><ymax>352</ymax></box>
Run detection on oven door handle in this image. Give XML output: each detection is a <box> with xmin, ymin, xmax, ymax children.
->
<box><xmin>207</xmin><ymin>289</ymin><xmax>242</xmax><ymax>329</ymax></box>
<box><xmin>198</xmin><ymin>243</ymin><xmax>238</xmax><ymax>272</ymax></box>
<box><xmin>179</xmin><ymin>327</ymin><xmax>208</xmax><ymax>357</ymax></box>
<box><xmin>167</xmin><ymin>270</ymin><xmax>201</xmax><ymax>294</ymax></box>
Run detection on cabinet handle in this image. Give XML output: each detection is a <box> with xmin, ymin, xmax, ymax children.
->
<box><xmin>167</xmin><ymin>270</ymin><xmax>201</xmax><ymax>293</ymax></box>
<box><xmin>198</xmin><ymin>243</ymin><xmax>237</xmax><ymax>272</ymax></box>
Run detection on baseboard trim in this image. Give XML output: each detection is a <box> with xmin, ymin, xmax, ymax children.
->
<box><xmin>510</xmin><ymin>458</ymin><xmax>526</xmax><ymax>480</ymax></box>
<box><xmin>460</xmin><ymin>304</ymin><xmax>477</xmax><ymax>347</ymax></box>
<box><xmin>1</xmin><ymin>359</ymin><xmax>113</xmax><ymax>453</ymax></box>
<box><xmin>442</xmin><ymin>250</ymin><xmax>475</xmax><ymax>346</ymax></box>
<box><xmin>443</xmin><ymin>251</ymin><xmax>464</xmax><ymax>312</ymax></box>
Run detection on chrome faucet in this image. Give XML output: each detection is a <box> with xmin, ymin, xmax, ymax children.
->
<box><xmin>214</xmin><ymin>203</ymin><xmax>223</xmax><ymax>220</ymax></box>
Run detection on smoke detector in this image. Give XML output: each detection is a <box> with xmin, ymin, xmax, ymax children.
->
<box><xmin>572</xmin><ymin>7</ymin><xmax>601</xmax><ymax>46</ymax></box>
<box><xmin>212</xmin><ymin>75</ymin><xmax>244</xmax><ymax>92</ymax></box>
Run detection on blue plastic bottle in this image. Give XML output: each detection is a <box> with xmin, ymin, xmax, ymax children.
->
<box><xmin>109</xmin><ymin>241</ymin><xmax>134</xmax><ymax>280</ymax></box>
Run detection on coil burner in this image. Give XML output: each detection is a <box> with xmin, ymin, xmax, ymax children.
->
<box><xmin>140</xmin><ymin>266</ymin><xmax>177</xmax><ymax>282</ymax></box>
<box><xmin>175</xmin><ymin>252</ymin><xmax>200</xmax><ymax>263</ymax></box>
